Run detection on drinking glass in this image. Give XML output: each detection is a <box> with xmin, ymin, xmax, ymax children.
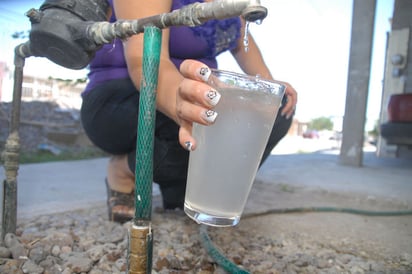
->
<box><xmin>184</xmin><ymin>69</ymin><xmax>285</xmax><ymax>227</ymax></box>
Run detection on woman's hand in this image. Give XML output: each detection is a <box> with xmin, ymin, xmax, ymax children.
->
<box><xmin>174</xmin><ymin>60</ymin><xmax>297</xmax><ymax>151</ymax></box>
<box><xmin>279</xmin><ymin>82</ymin><xmax>298</xmax><ymax>119</ymax></box>
<box><xmin>176</xmin><ymin>60</ymin><xmax>221</xmax><ymax>151</ymax></box>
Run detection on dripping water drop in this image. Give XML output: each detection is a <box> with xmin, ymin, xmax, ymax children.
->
<box><xmin>243</xmin><ymin>21</ymin><xmax>250</xmax><ymax>52</ymax></box>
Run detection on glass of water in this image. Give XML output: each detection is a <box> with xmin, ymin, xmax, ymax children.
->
<box><xmin>184</xmin><ymin>69</ymin><xmax>285</xmax><ymax>227</ymax></box>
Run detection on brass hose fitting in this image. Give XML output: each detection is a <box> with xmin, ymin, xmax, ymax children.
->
<box><xmin>128</xmin><ymin>223</ymin><xmax>153</xmax><ymax>274</ymax></box>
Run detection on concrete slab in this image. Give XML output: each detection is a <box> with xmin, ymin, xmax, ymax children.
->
<box><xmin>258</xmin><ymin>150</ymin><xmax>412</xmax><ymax>207</ymax></box>
<box><xmin>0</xmin><ymin>158</ymin><xmax>160</xmax><ymax>218</ymax></box>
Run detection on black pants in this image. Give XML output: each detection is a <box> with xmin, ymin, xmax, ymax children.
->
<box><xmin>81</xmin><ymin>78</ymin><xmax>292</xmax><ymax>208</ymax></box>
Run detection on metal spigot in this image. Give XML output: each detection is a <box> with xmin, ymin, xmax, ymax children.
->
<box><xmin>189</xmin><ymin>0</ymin><xmax>268</xmax><ymax>23</ymax></box>
<box><xmin>240</xmin><ymin>0</ymin><xmax>268</xmax><ymax>22</ymax></box>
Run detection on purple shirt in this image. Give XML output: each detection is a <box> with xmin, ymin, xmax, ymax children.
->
<box><xmin>84</xmin><ymin>0</ymin><xmax>240</xmax><ymax>94</ymax></box>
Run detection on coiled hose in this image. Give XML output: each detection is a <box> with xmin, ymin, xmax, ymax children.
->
<box><xmin>200</xmin><ymin>207</ymin><xmax>412</xmax><ymax>274</ymax></box>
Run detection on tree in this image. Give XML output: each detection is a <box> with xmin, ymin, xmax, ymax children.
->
<box><xmin>308</xmin><ymin>117</ymin><xmax>333</xmax><ymax>131</ymax></box>
<box><xmin>368</xmin><ymin>120</ymin><xmax>379</xmax><ymax>138</ymax></box>
<box><xmin>11</xmin><ymin>31</ymin><xmax>30</xmax><ymax>40</ymax></box>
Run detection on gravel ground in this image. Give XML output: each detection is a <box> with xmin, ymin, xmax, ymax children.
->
<box><xmin>0</xmin><ymin>202</ymin><xmax>411</xmax><ymax>274</ymax></box>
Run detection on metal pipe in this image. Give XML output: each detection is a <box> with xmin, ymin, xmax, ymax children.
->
<box><xmin>1</xmin><ymin>43</ymin><xmax>32</xmax><ymax>239</ymax></box>
<box><xmin>87</xmin><ymin>0</ymin><xmax>267</xmax><ymax>45</ymax></box>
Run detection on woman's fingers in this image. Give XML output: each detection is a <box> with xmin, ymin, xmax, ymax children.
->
<box><xmin>177</xmin><ymin>60</ymin><xmax>221</xmax><ymax>123</ymax></box>
<box><xmin>176</xmin><ymin>98</ymin><xmax>218</xmax><ymax>126</ymax></box>
<box><xmin>178</xmin><ymin>78</ymin><xmax>221</xmax><ymax>108</ymax></box>
<box><xmin>280</xmin><ymin>83</ymin><xmax>298</xmax><ymax>119</ymax></box>
<box><xmin>176</xmin><ymin>60</ymin><xmax>222</xmax><ymax>150</ymax></box>
<box><xmin>178</xmin><ymin>120</ymin><xmax>195</xmax><ymax>151</ymax></box>
<box><xmin>180</xmin><ymin>59</ymin><xmax>212</xmax><ymax>82</ymax></box>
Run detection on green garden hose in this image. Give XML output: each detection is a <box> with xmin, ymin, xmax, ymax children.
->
<box><xmin>243</xmin><ymin>206</ymin><xmax>412</xmax><ymax>218</ymax></box>
<box><xmin>128</xmin><ymin>26</ymin><xmax>162</xmax><ymax>274</ymax></box>
<box><xmin>134</xmin><ymin>26</ymin><xmax>162</xmax><ymax>221</ymax></box>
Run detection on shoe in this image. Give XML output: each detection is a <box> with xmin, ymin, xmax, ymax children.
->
<box><xmin>105</xmin><ymin>178</ymin><xmax>135</xmax><ymax>223</ymax></box>
<box><xmin>159</xmin><ymin>183</ymin><xmax>186</xmax><ymax>210</ymax></box>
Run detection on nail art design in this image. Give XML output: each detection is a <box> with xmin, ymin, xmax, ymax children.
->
<box><xmin>184</xmin><ymin>141</ymin><xmax>193</xmax><ymax>151</ymax></box>
<box><xmin>206</xmin><ymin>89</ymin><xmax>221</xmax><ymax>106</ymax></box>
<box><xmin>199</xmin><ymin>67</ymin><xmax>211</xmax><ymax>82</ymax></box>
<box><xmin>202</xmin><ymin>109</ymin><xmax>218</xmax><ymax>124</ymax></box>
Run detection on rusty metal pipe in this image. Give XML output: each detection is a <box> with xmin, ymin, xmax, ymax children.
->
<box><xmin>87</xmin><ymin>0</ymin><xmax>267</xmax><ymax>45</ymax></box>
<box><xmin>1</xmin><ymin>43</ymin><xmax>32</xmax><ymax>239</ymax></box>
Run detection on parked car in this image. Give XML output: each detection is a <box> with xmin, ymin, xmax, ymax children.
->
<box><xmin>302</xmin><ymin>130</ymin><xmax>319</xmax><ymax>139</ymax></box>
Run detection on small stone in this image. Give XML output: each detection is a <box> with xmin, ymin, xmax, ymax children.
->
<box><xmin>61</xmin><ymin>267</ymin><xmax>72</xmax><ymax>274</ymax></box>
<box><xmin>4</xmin><ymin>233</ymin><xmax>27</xmax><ymax>259</ymax></box>
<box><xmin>51</xmin><ymin>245</ymin><xmax>60</xmax><ymax>257</ymax></box>
<box><xmin>89</xmin><ymin>269</ymin><xmax>104</xmax><ymax>274</ymax></box>
<box><xmin>44</xmin><ymin>232</ymin><xmax>74</xmax><ymax>247</ymax></box>
<box><xmin>231</xmin><ymin>255</ymin><xmax>242</xmax><ymax>265</ymax></box>
<box><xmin>0</xmin><ymin>246</ymin><xmax>11</xmax><ymax>258</ymax></box>
<box><xmin>21</xmin><ymin>259</ymin><xmax>44</xmax><ymax>274</ymax></box>
<box><xmin>42</xmin><ymin>264</ymin><xmax>63</xmax><ymax>274</ymax></box>
<box><xmin>62</xmin><ymin>253</ymin><xmax>93</xmax><ymax>273</ymax></box>
<box><xmin>340</xmin><ymin>254</ymin><xmax>354</xmax><ymax>264</ymax></box>
<box><xmin>114</xmin><ymin>257</ymin><xmax>127</xmax><ymax>272</ymax></box>
<box><xmin>349</xmin><ymin>265</ymin><xmax>365</xmax><ymax>274</ymax></box>
<box><xmin>197</xmin><ymin>271</ymin><xmax>213</xmax><ymax>274</ymax></box>
<box><xmin>155</xmin><ymin>257</ymin><xmax>170</xmax><ymax>270</ymax></box>
<box><xmin>60</xmin><ymin>246</ymin><xmax>72</xmax><ymax>254</ymax></box>
<box><xmin>29</xmin><ymin>246</ymin><xmax>49</xmax><ymax>264</ymax></box>
<box><xmin>0</xmin><ymin>258</ymin><xmax>24</xmax><ymax>273</ymax></box>
<box><xmin>86</xmin><ymin>245</ymin><xmax>105</xmax><ymax>262</ymax></box>
<box><xmin>317</xmin><ymin>258</ymin><xmax>330</xmax><ymax>269</ymax></box>
<box><xmin>400</xmin><ymin>253</ymin><xmax>412</xmax><ymax>266</ymax></box>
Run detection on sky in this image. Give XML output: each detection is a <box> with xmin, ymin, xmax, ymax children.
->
<box><xmin>0</xmin><ymin>0</ymin><xmax>394</xmax><ymax>129</ymax></box>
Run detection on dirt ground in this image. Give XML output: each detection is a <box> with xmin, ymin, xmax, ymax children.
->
<box><xmin>5</xmin><ymin>182</ymin><xmax>410</xmax><ymax>273</ymax></box>
<box><xmin>240</xmin><ymin>180</ymin><xmax>412</xmax><ymax>265</ymax></box>
<box><xmin>1</xmin><ymin>170</ymin><xmax>411</xmax><ymax>273</ymax></box>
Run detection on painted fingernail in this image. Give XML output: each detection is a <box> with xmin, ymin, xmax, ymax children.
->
<box><xmin>184</xmin><ymin>141</ymin><xmax>193</xmax><ymax>151</ymax></box>
<box><xmin>198</xmin><ymin>67</ymin><xmax>211</xmax><ymax>82</ymax></box>
<box><xmin>202</xmin><ymin>109</ymin><xmax>218</xmax><ymax>124</ymax></box>
<box><xmin>205</xmin><ymin>89</ymin><xmax>221</xmax><ymax>106</ymax></box>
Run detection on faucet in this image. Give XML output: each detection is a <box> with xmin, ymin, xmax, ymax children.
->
<box><xmin>172</xmin><ymin>0</ymin><xmax>268</xmax><ymax>24</ymax></box>
<box><xmin>239</xmin><ymin>0</ymin><xmax>268</xmax><ymax>22</ymax></box>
